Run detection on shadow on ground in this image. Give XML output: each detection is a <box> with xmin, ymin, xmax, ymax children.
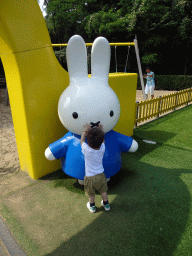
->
<box><xmin>40</xmin><ymin>127</ymin><xmax>191</xmax><ymax>256</ymax></box>
<box><xmin>1</xmin><ymin>106</ymin><xmax>192</xmax><ymax>256</ymax></box>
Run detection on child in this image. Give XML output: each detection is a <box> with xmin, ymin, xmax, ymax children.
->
<box><xmin>81</xmin><ymin>123</ymin><xmax>110</xmax><ymax>213</ymax></box>
<box><xmin>143</xmin><ymin>67</ymin><xmax>155</xmax><ymax>99</ymax></box>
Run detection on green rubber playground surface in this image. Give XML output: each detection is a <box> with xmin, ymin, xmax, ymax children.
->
<box><xmin>0</xmin><ymin>105</ymin><xmax>192</xmax><ymax>256</ymax></box>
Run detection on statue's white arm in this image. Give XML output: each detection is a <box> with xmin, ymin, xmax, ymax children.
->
<box><xmin>128</xmin><ymin>139</ymin><xmax>138</xmax><ymax>152</ymax></box>
<box><xmin>45</xmin><ymin>147</ymin><xmax>56</xmax><ymax>160</ymax></box>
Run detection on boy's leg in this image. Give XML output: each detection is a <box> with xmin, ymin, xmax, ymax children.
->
<box><xmin>89</xmin><ymin>196</ymin><xmax>95</xmax><ymax>204</ymax></box>
<box><xmin>101</xmin><ymin>192</ymin><xmax>110</xmax><ymax>211</ymax></box>
<box><xmin>100</xmin><ymin>177</ymin><xmax>110</xmax><ymax>211</ymax></box>
<box><xmin>87</xmin><ymin>195</ymin><xmax>96</xmax><ymax>213</ymax></box>
<box><xmin>145</xmin><ymin>85</ymin><xmax>149</xmax><ymax>101</ymax></box>
<box><xmin>101</xmin><ymin>192</ymin><xmax>108</xmax><ymax>202</ymax></box>
<box><xmin>84</xmin><ymin>176</ymin><xmax>96</xmax><ymax>213</ymax></box>
<box><xmin>150</xmin><ymin>85</ymin><xmax>155</xmax><ymax>99</ymax></box>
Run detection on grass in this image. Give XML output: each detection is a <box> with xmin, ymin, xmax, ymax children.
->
<box><xmin>0</xmin><ymin>105</ymin><xmax>192</xmax><ymax>256</ymax></box>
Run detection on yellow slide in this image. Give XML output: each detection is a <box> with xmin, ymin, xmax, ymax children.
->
<box><xmin>0</xmin><ymin>0</ymin><xmax>137</xmax><ymax>179</ymax></box>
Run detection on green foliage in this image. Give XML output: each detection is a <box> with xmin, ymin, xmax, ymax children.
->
<box><xmin>44</xmin><ymin>0</ymin><xmax>192</xmax><ymax>75</ymax></box>
<box><xmin>155</xmin><ymin>75</ymin><xmax>192</xmax><ymax>91</ymax></box>
<box><xmin>54</xmin><ymin>48</ymin><xmax>66</xmax><ymax>67</ymax></box>
<box><xmin>45</xmin><ymin>0</ymin><xmax>89</xmax><ymax>43</ymax></box>
<box><xmin>85</xmin><ymin>11</ymin><xmax>104</xmax><ymax>37</ymax></box>
<box><xmin>138</xmin><ymin>75</ymin><xmax>192</xmax><ymax>90</ymax></box>
<box><xmin>142</xmin><ymin>53</ymin><xmax>158</xmax><ymax>65</ymax></box>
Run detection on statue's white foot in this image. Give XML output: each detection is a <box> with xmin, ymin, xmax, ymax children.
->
<box><xmin>78</xmin><ymin>179</ymin><xmax>84</xmax><ymax>185</ymax></box>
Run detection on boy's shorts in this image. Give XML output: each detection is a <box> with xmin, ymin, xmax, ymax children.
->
<box><xmin>145</xmin><ymin>84</ymin><xmax>155</xmax><ymax>95</ymax></box>
<box><xmin>84</xmin><ymin>173</ymin><xmax>108</xmax><ymax>197</ymax></box>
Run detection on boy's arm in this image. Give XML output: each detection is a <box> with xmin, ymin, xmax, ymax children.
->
<box><xmin>80</xmin><ymin>123</ymin><xmax>91</xmax><ymax>145</ymax></box>
<box><xmin>80</xmin><ymin>131</ymin><xmax>87</xmax><ymax>145</ymax></box>
<box><xmin>148</xmin><ymin>72</ymin><xmax>154</xmax><ymax>78</ymax></box>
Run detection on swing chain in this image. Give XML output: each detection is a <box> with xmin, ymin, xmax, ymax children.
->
<box><xmin>124</xmin><ymin>45</ymin><xmax>130</xmax><ymax>73</ymax></box>
<box><xmin>115</xmin><ymin>46</ymin><xmax>117</xmax><ymax>73</ymax></box>
<box><xmin>115</xmin><ymin>45</ymin><xmax>130</xmax><ymax>73</ymax></box>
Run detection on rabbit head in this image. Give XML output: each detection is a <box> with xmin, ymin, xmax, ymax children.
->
<box><xmin>58</xmin><ymin>35</ymin><xmax>120</xmax><ymax>135</ymax></box>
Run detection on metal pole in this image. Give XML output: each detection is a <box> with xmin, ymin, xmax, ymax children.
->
<box><xmin>134</xmin><ymin>36</ymin><xmax>146</xmax><ymax>100</ymax></box>
<box><xmin>52</xmin><ymin>42</ymin><xmax>135</xmax><ymax>47</ymax></box>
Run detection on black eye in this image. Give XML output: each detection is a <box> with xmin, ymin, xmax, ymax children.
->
<box><xmin>110</xmin><ymin>110</ymin><xmax>114</xmax><ymax>117</ymax></box>
<box><xmin>72</xmin><ymin>112</ymin><xmax>78</xmax><ymax>119</ymax></box>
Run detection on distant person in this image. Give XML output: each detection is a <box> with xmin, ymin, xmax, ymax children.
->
<box><xmin>143</xmin><ymin>67</ymin><xmax>155</xmax><ymax>100</ymax></box>
<box><xmin>81</xmin><ymin>123</ymin><xmax>110</xmax><ymax>213</ymax></box>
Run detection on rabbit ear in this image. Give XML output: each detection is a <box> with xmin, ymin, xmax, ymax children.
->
<box><xmin>66</xmin><ymin>35</ymin><xmax>88</xmax><ymax>79</ymax></box>
<box><xmin>91</xmin><ymin>37</ymin><xmax>111</xmax><ymax>80</ymax></box>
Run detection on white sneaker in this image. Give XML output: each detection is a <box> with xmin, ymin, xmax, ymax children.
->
<box><xmin>101</xmin><ymin>200</ymin><xmax>110</xmax><ymax>211</ymax></box>
<box><xmin>78</xmin><ymin>179</ymin><xmax>84</xmax><ymax>185</ymax></box>
<box><xmin>87</xmin><ymin>202</ymin><xmax>96</xmax><ymax>213</ymax></box>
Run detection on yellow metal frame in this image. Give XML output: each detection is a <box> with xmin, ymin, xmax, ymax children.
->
<box><xmin>52</xmin><ymin>42</ymin><xmax>135</xmax><ymax>47</ymax></box>
<box><xmin>0</xmin><ymin>0</ymin><xmax>137</xmax><ymax>179</ymax></box>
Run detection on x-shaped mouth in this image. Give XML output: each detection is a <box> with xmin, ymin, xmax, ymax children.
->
<box><xmin>90</xmin><ymin>121</ymin><xmax>100</xmax><ymax>128</ymax></box>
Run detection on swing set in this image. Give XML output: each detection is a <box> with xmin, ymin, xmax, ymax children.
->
<box><xmin>0</xmin><ymin>0</ymin><xmax>143</xmax><ymax>179</ymax></box>
<box><xmin>52</xmin><ymin>36</ymin><xmax>146</xmax><ymax>100</ymax></box>
<box><xmin>114</xmin><ymin>44</ymin><xmax>130</xmax><ymax>73</ymax></box>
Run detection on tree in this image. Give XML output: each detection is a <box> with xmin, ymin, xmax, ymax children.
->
<box><xmin>44</xmin><ymin>0</ymin><xmax>192</xmax><ymax>74</ymax></box>
<box><xmin>171</xmin><ymin>0</ymin><xmax>192</xmax><ymax>74</ymax></box>
<box><xmin>45</xmin><ymin>0</ymin><xmax>88</xmax><ymax>43</ymax></box>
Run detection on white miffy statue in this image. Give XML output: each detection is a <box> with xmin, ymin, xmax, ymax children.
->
<box><xmin>45</xmin><ymin>35</ymin><xmax>138</xmax><ymax>183</ymax></box>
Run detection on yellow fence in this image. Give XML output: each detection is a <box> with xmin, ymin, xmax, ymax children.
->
<box><xmin>135</xmin><ymin>88</ymin><xmax>192</xmax><ymax>126</ymax></box>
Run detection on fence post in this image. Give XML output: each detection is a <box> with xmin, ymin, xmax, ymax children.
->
<box><xmin>189</xmin><ymin>89</ymin><xmax>192</xmax><ymax>104</ymax></box>
<box><xmin>175</xmin><ymin>92</ymin><xmax>178</xmax><ymax>110</ymax></box>
<box><xmin>187</xmin><ymin>89</ymin><xmax>190</xmax><ymax>105</ymax></box>
<box><xmin>158</xmin><ymin>96</ymin><xmax>161</xmax><ymax>118</ymax></box>
<box><xmin>135</xmin><ymin>101</ymin><xmax>139</xmax><ymax>127</ymax></box>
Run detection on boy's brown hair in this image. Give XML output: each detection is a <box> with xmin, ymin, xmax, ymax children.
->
<box><xmin>87</xmin><ymin>127</ymin><xmax>105</xmax><ymax>149</ymax></box>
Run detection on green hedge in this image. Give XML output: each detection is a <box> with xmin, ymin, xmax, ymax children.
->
<box><xmin>137</xmin><ymin>75</ymin><xmax>192</xmax><ymax>91</ymax></box>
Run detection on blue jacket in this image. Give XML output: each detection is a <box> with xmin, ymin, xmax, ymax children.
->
<box><xmin>49</xmin><ymin>130</ymin><xmax>133</xmax><ymax>180</ymax></box>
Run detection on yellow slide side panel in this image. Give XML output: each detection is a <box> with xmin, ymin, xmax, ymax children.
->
<box><xmin>0</xmin><ymin>0</ymin><xmax>51</xmax><ymax>54</ymax></box>
<box><xmin>0</xmin><ymin>0</ymin><xmax>69</xmax><ymax>179</ymax></box>
<box><xmin>109</xmin><ymin>73</ymin><xmax>138</xmax><ymax>137</ymax></box>
<box><xmin>1</xmin><ymin>47</ymin><xmax>69</xmax><ymax>179</ymax></box>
